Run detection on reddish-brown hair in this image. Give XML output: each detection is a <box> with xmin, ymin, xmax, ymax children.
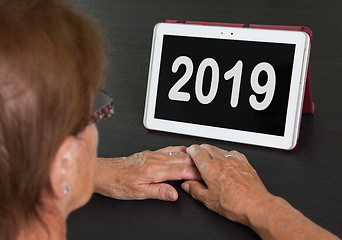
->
<box><xmin>0</xmin><ymin>0</ymin><xmax>107</xmax><ymax>239</ymax></box>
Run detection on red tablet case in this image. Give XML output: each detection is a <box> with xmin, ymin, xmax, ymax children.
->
<box><xmin>164</xmin><ymin>20</ymin><xmax>315</xmax><ymax>114</ymax></box>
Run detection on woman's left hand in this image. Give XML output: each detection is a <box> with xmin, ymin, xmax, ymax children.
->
<box><xmin>94</xmin><ymin>146</ymin><xmax>201</xmax><ymax>201</ymax></box>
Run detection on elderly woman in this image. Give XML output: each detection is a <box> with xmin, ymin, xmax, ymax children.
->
<box><xmin>0</xmin><ymin>0</ymin><xmax>339</xmax><ymax>240</ymax></box>
<box><xmin>0</xmin><ymin>1</ymin><xmax>200</xmax><ymax>239</ymax></box>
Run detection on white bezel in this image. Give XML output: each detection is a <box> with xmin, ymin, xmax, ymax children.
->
<box><xmin>144</xmin><ymin>23</ymin><xmax>310</xmax><ymax>150</ymax></box>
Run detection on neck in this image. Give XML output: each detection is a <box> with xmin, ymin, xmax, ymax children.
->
<box><xmin>17</xmin><ymin>205</ymin><xmax>67</xmax><ymax>240</ymax></box>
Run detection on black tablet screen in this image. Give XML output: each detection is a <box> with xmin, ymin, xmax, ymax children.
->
<box><xmin>154</xmin><ymin>35</ymin><xmax>295</xmax><ymax>136</ymax></box>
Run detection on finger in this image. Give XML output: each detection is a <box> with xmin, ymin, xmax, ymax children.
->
<box><xmin>201</xmin><ymin>144</ymin><xmax>248</xmax><ymax>163</ymax></box>
<box><xmin>226</xmin><ymin>150</ymin><xmax>249</xmax><ymax>163</ymax></box>
<box><xmin>147</xmin><ymin>150</ymin><xmax>195</xmax><ymax>166</ymax></box>
<box><xmin>145</xmin><ymin>183</ymin><xmax>178</xmax><ymax>201</ymax></box>
<box><xmin>156</xmin><ymin>146</ymin><xmax>186</xmax><ymax>154</ymax></box>
<box><xmin>150</xmin><ymin>164</ymin><xmax>202</xmax><ymax>182</ymax></box>
<box><xmin>200</xmin><ymin>144</ymin><xmax>228</xmax><ymax>159</ymax></box>
<box><xmin>186</xmin><ymin>145</ymin><xmax>212</xmax><ymax>172</ymax></box>
<box><xmin>164</xmin><ymin>151</ymin><xmax>195</xmax><ymax>166</ymax></box>
<box><xmin>181</xmin><ymin>180</ymin><xmax>208</xmax><ymax>203</ymax></box>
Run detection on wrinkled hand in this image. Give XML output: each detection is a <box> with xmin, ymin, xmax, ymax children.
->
<box><xmin>94</xmin><ymin>146</ymin><xmax>201</xmax><ymax>201</ymax></box>
<box><xmin>182</xmin><ymin>144</ymin><xmax>274</xmax><ymax>226</ymax></box>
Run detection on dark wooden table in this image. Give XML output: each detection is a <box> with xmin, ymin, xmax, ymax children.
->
<box><xmin>67</xmin><ymin>0</ymin><xmax>342</xmax><ymax>239</ymax></box>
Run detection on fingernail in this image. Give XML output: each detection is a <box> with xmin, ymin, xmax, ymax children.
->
<box><xmin>181</xmin><ymin>183</ymin><xmax>189</xmax><ymax>193</ymax></box>
<box><xmin>168</xmin><ymin>190</ymin><xmax>176</xmax><ymax>201</ymax></box>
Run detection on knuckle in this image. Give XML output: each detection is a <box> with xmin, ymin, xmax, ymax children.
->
<box><xmin>189</xmin><ymin>144</ymin><xmax>200</xmax><ymax>150</ymax></box>
<box><xmin>200</xmin><ymin>143</ymin><xmax>209</xmax><ymax>148</ymax></box>
<box><xmin>141</xmin><ymin>150</ymin><xmax>152</xmax><ymax>157</ymax></box>
<box><xmin>220</xmin><ymin>159</ymin><xmax>234</xmax><ymax>168</ymax></box>
<box><xmin>231</xmin><ymin>150</ymin><xmax>247</xmax><ymax>161</ymax></box>
<box><xmin>229</xmin><ymin>150</ymin><xmax>240</xmax><ymax>155</ymax></box>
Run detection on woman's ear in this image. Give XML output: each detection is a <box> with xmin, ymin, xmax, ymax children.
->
<box><xmin>49</xmin><ymin>136</ymin><xmax>77</xmax><ymax>200</ymax></box>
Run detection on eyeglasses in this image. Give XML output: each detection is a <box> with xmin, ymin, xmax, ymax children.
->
<box><xmin>89</xmin><ymin>90</ymin><xmax>114</xmax><ymax>124</ymax></box>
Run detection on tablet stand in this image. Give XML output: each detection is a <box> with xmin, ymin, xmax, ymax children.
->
<box><xmin>165</xmin><ymin>20</ymin><xmax>315</xmax><ymax>114</ymax></box>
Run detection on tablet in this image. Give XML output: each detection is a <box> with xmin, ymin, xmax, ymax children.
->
<box><xmin>144</xmin><ymin>22</ymin><xmax>311</xmax><ymax>150</ymax></box>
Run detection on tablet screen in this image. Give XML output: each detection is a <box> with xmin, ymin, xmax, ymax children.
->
<box><xmin>154</xmin><ymin>35</ymin><xmax>295</xmax><ymax>136</ymax></box>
